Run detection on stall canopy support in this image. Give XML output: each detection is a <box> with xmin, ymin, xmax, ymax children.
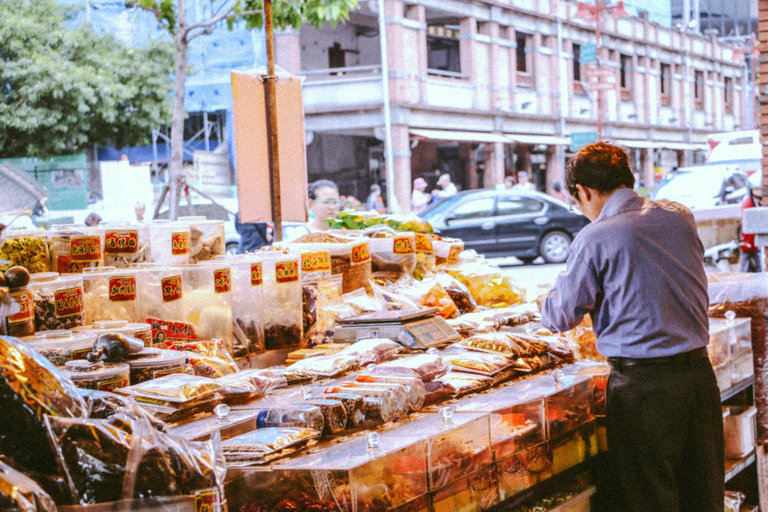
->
<box><xmin>264</xmin><ymin>0</ymin><xmax>283</xmax><ymax>242</ymax></box>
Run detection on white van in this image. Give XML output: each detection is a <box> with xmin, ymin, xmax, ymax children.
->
<box><xmin>706</xmin><ymin>130</ymin><xmax>761</xmax><ymax>175</ymax></box>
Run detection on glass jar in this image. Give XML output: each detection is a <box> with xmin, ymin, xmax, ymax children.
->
<box><xmin>4</xmin><ymin>285</ymin><xmax>35</xmax><ymax>337</ymax></box>
<box><xmin>61</xmin><ymin>360</ymin><xmax>130</xmax><ymax>392</ymax></box>
<box><xmin>218</xmin><ymin>255</ymin><xmax>265</xmax><ymax>356</ymax></box>
<box><xmin>179</xmin><ymin>216</ymin><xmax>226</xmax><ymax>263</ymax></box>
<box><xmin>49</xmin><ymin>225</ymin><xmax>105</xmax><ymax>274</ymax></box>
<box><xmin>102</xmin><ymin>223</ymin><xmax>151</xmax><ymax>268</ymax></box>
<box><xmin>125</xmin><ymin>348</ymin><xmax>187</xmax><ymax>384</ymax></box>
<box><xmin>73</xmin><ymin>320</ymin><xmax>152</xmax><ymax>347</ymax></box>
<box><xmin>82</xmin><ymin>267</ymin><xmax>140</xmax><ymax>324</ymax></box>
<box><xmin>23</xmin><ymin>329</ymin><xmax>96</xmax><ymax>366</ymax></box>
<box><xmin>256</xmin><ymin>253</ymin><xmax>302</xmax><ymax>350</ymax></box>
<box><xmin>180</xmin><ymin>262</ymin><xmax>234</xmax><ymax>356</ymax></box>
<box><xmin>0</xmin><ymin>229</ymin><xmax>50</xmax><ymax>274</ymax></box>
<box><xmin>147</xmin><ymin>220</ymin><xmax>190</xmax><ymax>266</ymax></box>
<box><xmin>28</xmin><ymin>272</ymin><xmax>85</xmax><ymax>331</ymax></box>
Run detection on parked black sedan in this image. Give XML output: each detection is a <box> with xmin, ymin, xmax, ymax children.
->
<box><xmin>419</xmin><ymin>189</ymin><xmax>589</xmax><ymax>264</ymax></box>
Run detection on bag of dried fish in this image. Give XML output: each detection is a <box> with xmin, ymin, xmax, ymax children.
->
<box><xmin>288</xmin><ymin>353</ymin><xmax>360</xmax><ymax>378</ymax></box>
<box><xmin>441</xmin><ymin>348</ymin><xmax>514</xmax><ymax>376</ymax></box>
<box><xmin>0</xmin><ymin>460</ymin><xmax>56</xmax><ymax>512</ymax></box>
<box><xmin>120</xmin><ymin>373</ymin><xmax>222</xmax><ymax>402</ymax></box>
<box><xmin>340</xmin><ymin>338</ymin><xmax>402</xmax><ymax>365</ymax></box>
<box><xmin>0</xmin><ymin>335</ymin><xmax>87</xmax><ymax>479</ymax></box>
<box><xmin>376</xmin><ymin>353</ymin><xmax>450</xmax><ymax>382</ymax></box>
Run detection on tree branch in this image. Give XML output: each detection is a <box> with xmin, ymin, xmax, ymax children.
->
<box><xmin>186</xmin><ymin>6</ymin><xmax>262</xmax><ymax>33</ymax></box>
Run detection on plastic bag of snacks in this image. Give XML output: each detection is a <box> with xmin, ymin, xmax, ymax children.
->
<box><xmin>302</xmin><ymin>277</ymin><xmax>343</xmax><ymax>348</ymax></box>
<box><xmin>257</xmin><ymin>253</ymin><xmax>304</xmax><ymax>350</ymax></box>
<box><xmin>288</xmin><ymin>234</ymin><xmax>373</xmax><ymax>294</ymax></box>
<box><xmin>445</xmin><ymin>261</ymin><xmax>526</xmax><ymax>308</ymax></box>
<box><xmin>372</xmin><ymin>282</ymin><xmax>422</xmax><ymax>311</ymax></box>
<box><xmin>287</xmin><ymin>353</ymin><xmax>360</xmax><ymax>378</ymax></box>
<box><xmin>414</xmin><ymin>233</ymin><xmax>436</xmax><ymax>280</ymax></box>
<box><xmin>376</xmin><ymin>353</ymin><xmax>450</xmax><ymax>382</ymax></box>
<box><xmin>227</xmin><ymin>256</ymin><xmax>266</xmax><ymax>356</ymax></box>
<box><xmin>364</xmin><ymin>227</ymin><xmax>417</xmax><ymax>276</ymax></box>
<box><xmin>436</xmin><ymin>272</ymin><xmax>477</xmax><ymax>314</ymax></box>
<box><xmin>217</xmin><ymin>370</ymin><xmax>281</xmax><ymax>401</ymax></box>
<box><xmin>164</xmin><ymin>340</ymin><xmax>238</xmax><ymax>379</ymax></box>
<box><xmin>340</xmin><ymin>338</ymin><xmax>402</xmax><ymax>365</ymax></box>
<box><xmin>563</xmin><ymin>315</ymin><xmax>604</xmax><ymax>362</ymax></box>
<box><xmin>0</xmin><ymin>460</ymin><xmax>57</xmax><ymax>512</ymax></box>
<box><xmin>392</xmin><ymin>274</ymin><xmax>458</xmax><ymax>319</ymax></box>
<box><xmin>343</xmin><ymin>288</ymin><xmax>389</xmax><ymax>315</ymax></box>
<box><xmin>120</xmin><ymin>373</ymin><xmax>222</xmax><ymax>403</ymax></box>
<box><xmin>79</xmin><ymin>389</ymin><xmax>168</xmax><ymax>432</ymax></box>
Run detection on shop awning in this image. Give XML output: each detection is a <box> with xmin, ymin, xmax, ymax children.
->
<box><xmin>506</xmin><ymin>134</ymin><xmax>571</xmax><ymax>145</ymax></box>
<box><xmin>656</xmin><ymin>141</ymin><xmax>708</xmax><ymax>151</ymax></box>
<box><xmin>409</xmin><ymin>129</ymin><xmax>509</xmax><ymax>144</ymax></box>
<box><xmin>614</xmin><ymin>139</ymin><xmax>656</xmax><ymax>149</ymax></box>
<box><xmin>614</xmin><ymin>140</ymin><xmax>708</xmax><ymax>151</ymax></box>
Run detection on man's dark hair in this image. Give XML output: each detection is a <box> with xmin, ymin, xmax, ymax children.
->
<box><xmin>565</xmin><ymin>142</ymin><xmax>635</xmax><ymax>198</ymax></box>
<box><xmin>308</xmin><ymin>179</ymin><xmax>338</xmax><ymax>200</ymax></box>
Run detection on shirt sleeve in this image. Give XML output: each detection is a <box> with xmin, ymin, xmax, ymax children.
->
<box><xmin>540</xmin><ymin>236</ymin><xmax>600</xmax><ymax>333</ymax></box>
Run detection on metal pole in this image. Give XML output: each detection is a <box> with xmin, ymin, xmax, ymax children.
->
<box><xmin>264</xmin><ymin>0</ymin><xmax>283</xmax><ymax>242</ymax></box>
<box><xmin>377</xmin><ymin>0</ymin><xmax>397</xmax><ymax>213</ymax></box>
<box><xmin>595</xmin><ymin>0</ymin><xmax>603</xmax><ymax>140</ymax></box>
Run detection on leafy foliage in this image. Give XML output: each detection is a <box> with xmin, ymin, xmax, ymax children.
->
<box><xmin>0</xmin><ymin>0</ymin><xmax>174</xmax><ymax>158</ymax></box>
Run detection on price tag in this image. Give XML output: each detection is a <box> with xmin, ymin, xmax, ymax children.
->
<box><xmin>251</xmin><ymin>263</ymin><xmax>263</xmax><ymax>286</ymax></box>
<box><xmin>214</xmin><ymin>268</ymin><xmax>231</xmax><ymax>293</ymax></box>
<box><xmin>109</xmin><ymin>276</ymin><xmax>137</xmax><ymax>302</ymax></box>
<box><xmin>105</xmin><ymin>230</ymin><xmax>138</xmax><ymax>254</ymax></box>
<box><xmin>276</xmin><ymin>261</ymin><xmax>299</xmax><ymax>283</ymax></box>
<box><xmin>70</xmin><ymin>236</ymin><xmax>102</xmax><ymax>262</ymax></box>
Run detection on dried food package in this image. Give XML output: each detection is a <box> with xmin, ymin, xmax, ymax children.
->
<box><xmin>223</xmin><ymin>427</ymin><xmax>320</xmax><ymax>466</ymax></box>
<box><xmin>288</xmin><ymin>353</ymin><xmax>360</xmax><ymax>378</ymax></box>
<box><xmin>286</xmin><ymin>235</ymin><xmax>373</xmax><ymax>294</ymax></box>
<box><xmin>441</xmin><ymin>348</ymin><xmax>513</xmax><ymax>376</ymax></box>
<box><xmin>377</xmin><ymin>354</ymin><xmax>450</xmax><ymax>382</ymax></box>
<box><xmin>343</xmin><ymin>288</ymin><xmax>389</xmax><ymax>315</ymax></box>
<box><xmin>371</xmin><ymin>282</ymin><xmax>422</xmax><ymax>311</ymax></box>
<box><xmin>180</xmin><ymin>263</ymin><xmax>234</xmax><ymax>356</ymax></box>
<box><xmin>0</xmin><ymin>460</ymin><xmax>57</xmax><ymax>512</ymax></box>
<box><xmin>217</xmin><ymin>370</ymin><xmax>281</xmax><ymax>401</ymax></box>
<box><xmin>333</xmin><ymin>382</ymin><xmax>410</xmax><ymax>417</ymax></box>
<box><xmin>447</xmin><ymin>314</ymin><xmax>498</xmax><ymax>338</ymax></box>
<box><xmin>0</xmin><ymin>229</ymin><xmax>50</xmax><ymax>274</ymax></box>
<box><xmin>301</xmin><ymin>277</ymin><xmax>342</xmax><ymax>348</ymax></box>
<box><xmin>227</xmin><ymin>256</ymin><xmax>266</xmax><ymax>356</ymax></box>
<box><xmin>413</xmin><ymin>232</ymin><xmax>436</xmax><ymax>280</ymax></box>
<box><xmin>147</xmin><ymin>220</ymin><xmax>191</xmax><ymax>266</ymax></box>
<box><xmin>435</xmin><ymin>271</ymin><xmax>477</xmax><ymax>314</ymax></box>
<box><xmin>0</xmin><ymin>335</ymin><xmax>87</xmax><ymax>478</ymax></box>
<box><xmin>423</xmin><ymin>379</ymin><xmax>457</xmax><ymax>404</ymax></box>
<box><xmin>563</xmin><ymin>315</ymin><xmax>604</xmax><ymax>362</ymax></box>
<box><xmin>48</xmin><ymin>225</ymin><xmax>105</xmax><ymax>274</ymax></box>
<box><xmin>62</xmin><ymin>361</ymin><xmax>131</xmax><ymax>392</ymax></box>
<box><xmin>458</xmin><ymin>332</ymin><xmax>550</xmax><ymax>359</ymax></box>
<box><xmin>162</xmin><ymin>340</ymin><xmax>238</xmax><ymax>379</ymax></box>
<box><xmin>435</xmin><ymin>371</ymin><xmax>493</xmax><ymax>396</ymax></box>
<box><xmin>134</xmin><ymin>266</ymin><xmax>188</xmax><ymax>346</ymax></box>
<box><xmin>445</xmin><ymin>261</ymin><xmax>526</xmax><ymax>308</ymax></box>
<box><xmin>258</xmin><ymin>253</ymin><xmax>303</xmax><ymax>350</ymax></box>
<box><xmin>123</xmin><ymin>419</ymin><xmax>226</xmax><ymax>500</ymax></box>
<box><xmin>340</xmin><ymin>338</ymin><xmax>402</xmax><ymax>365</ymax></box>
<box><xmin>29</xmin><ymin>272</ymin><xmax>85</xmax><ymax>332</ymax></box>
<box><xmin>354</xmin><ymin>373</ymin><xmax>426</xmax><ymax>411</ymax></box>
<box><xmin>102</xmin><ymin>223</ymin><xmax>150</xmax><ymax>268</ymax></box>
<box><xmin>81</xmin><ymin>267</ymin><xmax>140</xmax><ymax>324</ymax></box>
<box><xmin>45</xmin><ymin>416</ymin><xmax>133</xmax><ymax>504</ymax></box>
<box><xmin>179</xmin><ymin>217</ymin><xmax>225</xmax><ymax>264</ymax></box>
<box><xmin>392</xmin><ymin>274</ymin><xmax>458</xmax><ymax>319</ymax></box>
<box><xmin>365</xmin><ymin>228</ymin><xmax>417</xmax><ymax>276</ymax></box>
<box><xmin>432</xmin><ymin>237</ymin><xmax>464</xmax><ymax>267</ymax></box>
<box><xmin>79</xmin><ymin>389</ymin><xmax>168</xmax><ymax>432</ymax></box>
<box><xmin>23</xmin><ymin>329</ymin><xmax>95</xmax><ymax>366</ymax></box>
<box><xmin>121</xmin><ymin>373</ymin><xmax>221</xmax><ymax>403</ymax></box>
<box><xmin>489</xmin><ymin>304</ymin><xmax>541</xmax><ymax>328</ymax></box>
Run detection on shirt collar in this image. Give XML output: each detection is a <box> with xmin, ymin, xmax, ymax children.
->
<box><xmin>596</xmin><ymin>187</ymin><xmax>641</xmax><ymax>222</ymax></box>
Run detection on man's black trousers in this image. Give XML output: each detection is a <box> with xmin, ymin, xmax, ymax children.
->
<box><xmin>605</xmin><ymin>356</ymin><xmax>725</xmax><ymax>512</ymax></box>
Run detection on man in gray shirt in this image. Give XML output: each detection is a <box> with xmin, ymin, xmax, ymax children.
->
<box><xmin>541</xmin><ymin>142</ymin><xmax>723</xmax><ymax>512</ymax></box>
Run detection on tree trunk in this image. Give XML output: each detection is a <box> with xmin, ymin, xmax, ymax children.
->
<box><xmin>169</xmin><ymin>6</ymin><xmax>188</xmax><ymax>221</ymax></box>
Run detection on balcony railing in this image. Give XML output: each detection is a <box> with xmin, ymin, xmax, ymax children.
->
<box><xmin>427</xmin><ymin>68</ymin><xmax>468</xmax><ymax>80</ymax></box>
<box><xmin>302</xmin><ymin>65</ymin><xmax>382</xmax><ymax>80</ymax></box>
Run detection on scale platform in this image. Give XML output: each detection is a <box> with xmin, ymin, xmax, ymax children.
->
<box><xmin>334</xmin><ymin>308</ymin><xmax>461</xmax><ymax>349</ymax></box>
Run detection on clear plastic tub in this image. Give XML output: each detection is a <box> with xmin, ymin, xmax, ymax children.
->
<box><xmin>125</xmin><ymin>348</ymin><xmax>187</xmax><ymax>384</ymax></box>
<box><xmin>218</xmin><ymin>255</ymin><xmax>265</xmax><ymax>356</ymax></box>
<box><xmin>48</xmin><ymin>225</ymin><xmax>105</xmax><ymax>273</ymax></box>
<box><xmin>135</xmin><ymin>266</ymin><xmax>187</xmax><ymax>345</ymax></box>
<box><xmin>147</xmin><ymin>220</ymin><xmax>191</xmax><ymax>265</ymax></box>
<box><xmin>180</xmin><ymin>262</ymin><xmax>234</xmax><ymax>355</ymax></box>
<box><xmin>0</xmin><ymin>228</ymin><xmax>50</xmax><ymax>274</ymax></box>
<box><xmin>22</xmin><ymin>329</ymin><xmax>96</xmax><ymax>365</ymax></box>
<box><xmin>61</xmin><ymin>360</ymin><xmax>130</xmax><ymax>392</ymax></box>
<box><xmin>4</xmin><ymin>285</ymin><xmax>35</xmax><ymax>337</ymax></box>
<box><xmin>28</xmin><ymin>272</ymin><xmax>85</xmax><ymax>331</ymax></box>
<box><xmin>257</xmin><ymin>252</ymin><xmax>303</xmax><ymax>350</ymax></box>
<box><xmin>81</xmin><ymin>267</ymin><xmax>140</xmax><ymax>324</ymax></box>
<box><xmin>102</xmin><ymin>223</ymin><xmax>151</xmax><ymax>267</ymax></box>
<box><xmin>179</xmin><ymin>216</ymin><xmax>225</xmax><ymax>264</ymax></box>
<box><xmin>73</xmin><ymin>320</ymin><xmax>153</xmax><ymax>348</ymax></box>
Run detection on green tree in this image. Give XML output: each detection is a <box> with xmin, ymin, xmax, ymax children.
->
<box><xmin>130</xmin><ymin>0</ymin><xmax>359</xmax><ymax>218</ymax></box>
<box><xmin>0</xmin><ymin>0</ymin><xmax>175</xmax><ymax>159</ymax></box>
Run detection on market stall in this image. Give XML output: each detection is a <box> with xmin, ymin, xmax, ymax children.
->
<box><xmin>0</xmin><ymin>210</ymin><xmax>759</xmax><ymax>512</ymax></box>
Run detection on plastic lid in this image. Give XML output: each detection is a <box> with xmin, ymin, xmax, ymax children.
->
<box><xmin>124</xmin><ymin>348</ymin><xmax>186</xmax><ymax>368</ymax></box>
<box><xmin>2</xmin><ymin>228</ymin><xmax>46</xmax><ymax>238</ymax></box>
<box><xmin>63</xmin><ymin>361</ymin><xmax>129</xmax><ymax>380</ymax></box>
<box><xmin>73</xmin><ymin>321</ymin><xmax>150</xmax><ymax>335</ymax></box>
<box><xmin>29</xmin><ymin>272</ymin><xmax>82</xmax><ymax>286</ymax></box>
<box><xmin>23</xmin><ymin>330</ymin><xmax>95</xmax><ymax>345</ymax></box>
<box><xmin>82</xmin><ymin>266</ymin><xmax>117</xmax><ymax>275</ymax></box>
<box><xmin>124</xmin><ymin>347</ymin><xmax>161</xmax><ymax>362</ymax></box>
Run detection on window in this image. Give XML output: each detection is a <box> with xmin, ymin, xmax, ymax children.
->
<box><xmin>497</xmin><ymin>197</ymin><xmax>543</xmax><ymax>216</ymax></box>
<box><xmin>694</xmin><ymin>70</ymin><xmax>704</xmax><ymax>109</ymax></box>
<box><xmin>660</xmin><ymin>63</ymin><xmax>671</xmax><ymax>106</ymax></box>
<box><xmin>427</xmin><ymin>25</ymin><xmax>461</xmax><ymax>75</ymax></box>
<box><xmin>573</xmin><ymin>44</ymin><xmax>582</xmax><ymax>82</ymax></box>
<box><xmin>620</xmin><ymin>54</ymin><xmax>632</xmax><ymax>100</ymax></box>
<box><xmin>724</xmin><ymin>76</ymin><xmax>734</xmax><ymax>114</ymax></box>
<box><xmin>451</xmin><ymin>198</ymin><xmax>495</xmax><ymax>220</ymax></box>
<box><xmin>516</xmin><ymin>32</ymin><xmax>529</xmax><ymax>73</ymax></box>
<box><xmin>516</xmin><ymin>31</ymin><xmax>533</xmax><ymax>87</ymax></box>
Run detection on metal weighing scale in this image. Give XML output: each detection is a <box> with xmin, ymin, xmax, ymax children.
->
<box><xmin>333</xmin><ymin>308</ymin><xmax>462</xmax><ymax>349</ymax></box>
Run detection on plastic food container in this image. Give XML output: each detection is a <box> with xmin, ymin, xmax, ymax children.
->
<box><xmin>48</xmin><ymin>225</ymin><xmax>105</xmax><ymax>273</ymax></box>
<box><xmin>148</xmin><ymin>220</ymin><xmax>191</xmax><ymax>266</ymax></box>
<box><xmin>124</xmin><ymin>347</ymin><xmax>187</xmax><ymax>384</ymax></box>
<box><xmin>0</xmin><ymin>229</ymin><xmax>50</xmax><ymax>274</ymax></box>
<box><xmin>23</xmin><ymin>329</ymin><xmax>96</xmax><ymax>365</ymax></box>
<box><xmin>73</xmin><ymin>320</ymin><xmax>153</xmax><ymax>348</ymax></box>
<box><xmin>433</xmin><ymin>238</ymin><xmax>464</xmax><ymax>266</ymax></box>
<box><xmin>281</xmin><ymin>235</ymin><xmax>372</xmax><ymax>294</ymax></box>
<box><xmin>102</xmin><ymin>223</ymin><xmax>150</xmax><ymax>267</ymax></box>
<box><xmin>81</xmin><ymin>267</ymin><xmax>140</xmax><ymax>324</ymax></box>
<box><xmin>257</xmin><ymin>253</ymin><xmax>303</xmax><ymax>350</ymax></box>
<box><xmin>135</xmin><ymin>265</ymin><xmax>186</xmax><ymax>346</ymax></box>
<box><xmin>180</xmin><ymin>262</ymin><xmax>234</xmax><ymax>355</ymax></box>
<box><xmin>179</xmin><ymin>217</ymin><xmax>226</xmax><ymax>263</ymax></box>
<box><xmin>61</xmin><ymin>360</ymin><xmax>130</xmax><ymax>392</ymax></box>
<box><xmin>221</xmin><ymin>255</ymin><xmax>265</xmax><ymax>357</ymax></box>
<box><xmin>723</xmin><ymin>406</ymin><xmax>757</xmax><ymax>459</ymax></box>
<box><xmin>4</xmin><ymin>285</ymin><xmax>35</xmax><ymax>337</ymax></box>
<box><xmin>28</xmin><ymin>272</ymin><xmax>85</xmax><ymax>331</ymax></box>
<box><xmin>366</xmin><ymin>230</ymin><xmax>417</xmax><ymax>275</ymax></box>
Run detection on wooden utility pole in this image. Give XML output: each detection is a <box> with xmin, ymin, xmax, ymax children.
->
<box><xmin>264</xmin><ymin>0</ymin><xmax>283</xmax><ymax>242</ymax></box>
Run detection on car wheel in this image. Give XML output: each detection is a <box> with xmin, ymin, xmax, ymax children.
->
<box><xmin>225</xmin><ymin>242</ymin><xmax>239</xmax><ymax>255</ymax></box>
<box><xmin>539</xmin><ymin>231</ymin><xmax>571</xmax><ymax>264</ymax></box>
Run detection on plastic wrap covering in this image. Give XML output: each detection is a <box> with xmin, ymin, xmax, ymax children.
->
<box><xmin>514</xmin><ymin>374</ymin><xmax>595</xmax><ymax>440</ymax></box>
<box><xmin>257</xmin><ymin>253</ymin><xmax>303</xmax><ymax>350</ymax></box>
<box><xmin>430</xmin><ymin>465</ymin><xmax>499</xmax><ymax>512</ymax></box>
<box><xmin>288</xmin><ymin>354</ymin><xmax>360</xmax><ymax>379</ymax></box>
<box><xmin>708</xmin><ymin>272</ymin><xmax>768</xmax><ymax>441</ymax></box>
<box><xmin>302</xmin><ymin>277</ymin><xmax>343</xmax><ymax>348</ymax></box>
<box><xmin>231</xmin><ymin>431</ymin><xmax>429</xmax><ymax>512</ymax></box>
<box><xmin>0</xmin><ymin>460</ymin><xmax>56</xmax><ymax>512</ymax></box>
<box><xmin>217</xmin><ymin>370</ymin><xmax>281</xmax><ymax>402</ymax></box>
<box><xmin>340</xmin><ymin>338</ymin><xmax>402</xmax><ymax>365</ymax></box>
<box><xmin>497</xmin><ymin>444</ymin><xmax>552</xmax><ymax>500</ymax></box>
<box><xmin>223</xmin><ymin>428</ymin><xmax>321</xmax><ymax>467</ymax></box>
<box><xmin>328</xmin><ymin>382</ymin><xmax>409</xmax><ymax>418</ymax></box>
<box><xmin>287</xmin><ymin>234</ymin><xmax>373</xmax><ymax>294</ymax></box>
<box><xmin>557</xmin><ymin>361</ymin><xmax>610</xmax><ymax>416</ymax></box>
<box><xmin>454</xmin><ymin>381</ymin><xmax>546</xmax><ymax>460</ymax></box>
<box><xmin>444</xmin><ymin>261</ymin><xmax>525</xmax><ymax>308</ymax></box>
<box><xmin>252</xmin><ymin>404</ymin><xmax>325</xmax><ymax>431</ymax></box>
<box><xmin>0</xmin><ymin>335</ymin><xmax>87</xmax><ymax>483</ymax></box>
<box><xmin>376</xmin><ymin>354</ymin><xmax>450</xmax><ymax>382</ymax></box>
<box><xmin>226</xmin><ymin>256</ymin><xmax>265</xmax><ymax>356</ymax></box>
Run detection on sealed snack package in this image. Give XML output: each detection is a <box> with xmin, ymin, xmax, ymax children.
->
<box><xmin>0</xmin><ymin>460</ymin><xmax>56</xmax><ymax>512</ymax></box>
<box><xmin>372</xmin><ymin>282</ymin><xmax>422</xmax><ymax>311</ymax></box>
<box><xmin>436</xmin><ymin>371</ymin><xmax>493</xmax><ymax>396</ymax></box>
<box><xmin>458</xmin><ymin>332</ymin><xmax>550</xmax><ymax>358</ymax></box>
<box><xmin>217</xmin><ymin>370</ymin><xmax>280</xmax><ymax>401</ymax></box>
<box><xmin>436</xmin><ymin>272</ymin><xmax>477</xmax><ymax>314</ymax></box>
<box><xmin>490</xmin><ymin>304</ymin><xmax>541</xmax><ymax>327</ymax></box>
<box><xmin>343</xmin><ymin>288</ymin><xmax>389</xmax><ymax>315</ymax></box>
<box><xmin>287</xmin><ymin>353</ymin><xmax>360</xmax><ymax>378</ymax></box>
<box><xmin>120</xmin><ymin>374</ymin><xmax>221</xmax><ymax>403</ymax></box>
<box><xmin>441</xmin><ymin>348</ymin><xmax>513</xmax><ymax>376</ymax></box>
<box><xmin>363</xmin><ymin>227</ymin><xmax>417</xmax><ymax>275</ymax></box>
<box><xmin>563</xmin><ymin>315</ymin><xmax>604</xmax><ymax>362</ymax></box>
<box><xmin>424</xmin><ymin>379</ymin><xmax>457</xmax><ymax>404</ymax></box>
<box><xmin>340</xmin><ymin>338</ymin><xmax>402</xmax><ymax>365</ymax></box>
<box><xmin>391</xmin><ymin>274</ymin><xmax>458</xmax><ymax>319</ymax></box>
<box><xmin>223</xmin><ymin>427</ymin><xmax>320</xmax><ymax>466</ymax></box>
<box><xmin>289</xmin><ymin>233</ymin><xmax>373</xmax><ymax>294</ymax></box>
<box><xmin>163</xmin><ymin>340</ymin><xmax>238</xmax><ymax>379</ymax></box>
<box><xmin>0</xmin><ymin>335</ymin><xmax>87</xmax><ymax>480</ymax></box>
<box><xmin>302</xmin><ymin>276</ymin><xmax>343</xmax><ymax>348</ymax></box>
<box><xmin>376</xmin><ymin>354</ymin><xmax>450</xmax><ymax>382</ymax></box>
<box><xmin>445</xmin><ymin>261</ymin><xmax>526</xmax><ymax>308</ymax></box>
<box><xmin>413</xmin><ymin>232</ymin><xmax>436</xmax><ymax>281</ymax></box>
<box><xmin>0</xmin><ymin>229</ymin><xmax>51</xmax><ymax>274</ymax></box>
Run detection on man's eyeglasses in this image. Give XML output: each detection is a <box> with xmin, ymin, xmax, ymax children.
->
<box><xmin>314</xmin><ymin>199</ymin><xmax>341</xmax><ymax>205</ymax></box>
<box><xmin>568</xmin><ymin>197</ymin><xmax>579</xmax><ymax>214</ymax></box>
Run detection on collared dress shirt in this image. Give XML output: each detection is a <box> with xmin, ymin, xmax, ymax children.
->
<box><xmin>541</xmin><ymin>188</ymin><xmax>709</xmax><ymax>359</ymax></box>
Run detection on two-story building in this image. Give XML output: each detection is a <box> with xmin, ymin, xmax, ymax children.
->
<box><xmin>274</xmin><ymin>0</ymin><xmax>748</xmax><ymax>213</ymax></box>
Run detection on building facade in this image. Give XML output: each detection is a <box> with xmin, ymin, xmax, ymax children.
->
<box><xmin>276</xmin><ymin>0</ymin><xmax>748</xmax><ymax>213</ymax></box>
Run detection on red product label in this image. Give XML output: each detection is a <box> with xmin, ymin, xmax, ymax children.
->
<box><xmin>195</xmin><ymin>487</ymin><xmax>223</xmax><ymax>512</ymax></box>
<box><xmin>70</xmin><ymin>236</ymin><xmax>102</xmax><ymax>262</ymax></box>
<box><xmin>7</xmin><ymin>289</ymin><xmax>33</xmax><ymax>324</ymax></box>
<box><xmin>214</xmin><ymin>269</ymin><xmax>231</xmax><ymax>293</ymax></box>
<box><xmin>97</xmin><ymin>376</ymin><xmax>129</xmax><ymax>393</ymax></box>
<box><xmin>109</xmin><ymin>276</ymin><xmax>137</xmax><ymax>302</ymax></box>
<box><xmin>275</xmin><ymin>261</ymin><xmax>299</xmax><ymax>283</ymax></box>
<box><xmin>448</xmin><ymin>244</ymin><xmax>463</xmax><ymax>262</ymax></box>
<box><xmin>415</xmin><ymin>233</ymin><xmax>434</xmax><ymax>254</ymax></box>
<box><xmin>251</xmin><ymin>263</ymin><xmax>263</xmax><ymax>286</ymax></box>
<box><xmin>301</xmin><ymin>251</ymin><xmax>331</xmax><ymax>273</ymax></box>
<box><xmin>161</xmin><ymin>275</ymin><xmax>183</xmax><ymax>302</ymax></box>
<box><xmin>135</xmin><ymin>330</ymin><xmax>152</xmax><ymax>347</ymax></box>
<box><xmin>105</xmin><ymin>230</ymin><xmax>138</xmax><ymax>254</ymax></box>
<box><xmin>393</xmin><ymin>236</ymin><xmax>415</xmax><ymax>255</ymax></box>
<box><xmin>72</xmin><ymin>348</ymin><xmax>91</xmax><ymax>360</ymax></box>
<box><xmin>55</xmin><ymin>255</ymin><xmax>88</xmax><ymax>274</ymax></box>
<box><xmin>54</xmin><ymin>287</ymin><xmax>84</xmax><ymax>318</ymax></box>
<box><xmin>171</xmin><ymin>232</ymin><xmax>191</xmax><ymax>255</ymax></box>
<box><xmin>146</xmin><ymin>316</ymin><xmax>198</xmax><ymax>345</ymax></box>
<box><xmin>351</xmin><ymin>242</ymin><xmax>371</xmax><ymax>264</ymax></box>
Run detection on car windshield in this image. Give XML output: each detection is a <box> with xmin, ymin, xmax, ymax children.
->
<box><xmin>652</xmin><ymin>168</ymin><xmax>743</xmax><ymax>207</ymax></box>
<box><xmin>419</xmin><ymin>196</ymin><xmax>457</xmax><ymax>219</ymax></box>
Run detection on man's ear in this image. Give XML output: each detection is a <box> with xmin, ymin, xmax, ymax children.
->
<box><xmin>575</xmin><ymin>184</ymin><xmax>591</xmax><ymax>202</ymax></box>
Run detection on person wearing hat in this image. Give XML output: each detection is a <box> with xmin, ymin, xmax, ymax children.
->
<box><xmin>512</xmin><ymin>171</ymin><xmax>534</xmax><ymax>191</ymax></box>
<box><xmin>412</xmin><ymin>177</ymin><xmax>431</xmax><ymax>214</ymax></box>
<box><xmin>432</xmin><ymin>173</ymin><xmax>457</xmax><ymax>200</ymax></box>
<box><xmin>740</xmin><ymin>173</ymin><xmax>763</xmax><ymax>272</ymax></box>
